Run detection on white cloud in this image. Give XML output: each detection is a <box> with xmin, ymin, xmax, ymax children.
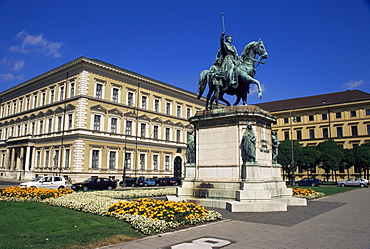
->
<box><xmin>1</xmin><ymin>57</ymin><xmax>25</xmax><ymax>71</ymax></box>
<box><xmin>343</xmin><ymin>80</ymin><xmax>364</xmax><ymax>89</ymax></box>
<box><xmin>0</xmin><ymin>73</ymin><xmax>24</xmax><ymax>81</ymax></box>
<box><xmin>9</xmin><ymin>30</ymin><xmax>63</xmax><ymax>58</ymax></box>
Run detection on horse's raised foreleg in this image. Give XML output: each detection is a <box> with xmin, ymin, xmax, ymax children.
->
<box><xmin>206</xmin><ymin>88</ymin><xmax>214</xmax><ymax>110</ymax></box>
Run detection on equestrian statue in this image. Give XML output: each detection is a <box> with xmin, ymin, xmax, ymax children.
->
<box><xmin>197</xmin><ymin>14</ymin><xmax>268</xmax><ymax>110</ymax></box>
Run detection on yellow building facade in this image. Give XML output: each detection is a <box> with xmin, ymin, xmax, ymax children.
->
<box><xmin>256</xmin><ymin>90</ymin><xmax>370</xmax><ymax>180</ymax></box>
<box><xmin>0</xmin><ymin>57</ymin><xmax>205</xmax><ymax>182</ymax></box>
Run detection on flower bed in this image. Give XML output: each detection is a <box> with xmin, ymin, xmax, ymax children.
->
<box><xmin>292</xmin><ymin>187</ymin><xmax>325</xmax><ymax>199</ymax></box>
<box><xmin>1</xmin><ymin>187</ymin><xmax>222</xmax><ymax>235</ymax></box>
<box><xmin>0</xmin><ymin>186</ymin><xmax>73</xmax><ymax>201</ymax></box>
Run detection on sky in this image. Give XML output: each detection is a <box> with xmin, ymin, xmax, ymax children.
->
<box><xmin>1</xmin><ymin>0</ymin><xmax>370</xmax><ymax>105</ymax></box>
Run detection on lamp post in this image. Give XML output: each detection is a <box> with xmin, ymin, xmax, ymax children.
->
<box><xmin>290</xmin><ymin>110</ymin><xmax>296</xmax><ymax>186</ymax></box>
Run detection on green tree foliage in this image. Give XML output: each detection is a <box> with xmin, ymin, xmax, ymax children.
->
<box><xmin>353</xmin><ymin>142</ymin><xmax>370</xmax><ymax>178</ymax></box>
<box><xmin>298</xmin><ymin>146</ymin><xmax>320</xmax><ymax>177</ymax></box>
<box><xmin>277</xmin><ymin>140</ymin><xmax>302</xmax><ymax>179</ymax></box>
<box><xmin>317</xmin><ymin>139</ymin><xmax>344</xmax><ymax>181</ymax></box>
<box><xmin>342</xmin><ymin>148</ymin><xmax>355</xmax><ymax>179</ymax></box>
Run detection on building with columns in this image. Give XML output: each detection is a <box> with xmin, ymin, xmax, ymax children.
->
<box><xmin>0</xmin><ymin>57</ymin><xmax>205</xmax><ymax>182</ymax></box>
<box><xmin>255</xmin><ymin>90</ymin><xmax>370</xmax><ymax>180</ymax></box>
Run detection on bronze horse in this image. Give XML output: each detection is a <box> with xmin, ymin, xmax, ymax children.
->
<box><xmin>197</xmin><ymin>40</ymin><xmax>268</xmax><ymax>109</ymax></box>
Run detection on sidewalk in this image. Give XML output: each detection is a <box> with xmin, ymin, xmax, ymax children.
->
<box><xmin>100</xmin><ymin>188</ymin><xmax>370</xmax><ymax>249</ymax></box>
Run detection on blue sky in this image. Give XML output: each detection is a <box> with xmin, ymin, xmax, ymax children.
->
<box><xmin>1</xmin><ymin>0</ymin><xmax>370</xmax><ymax>104</ymax></box>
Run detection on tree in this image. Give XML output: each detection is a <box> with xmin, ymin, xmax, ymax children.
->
<box><xmin>277</xmin><ymin>140</ymin><xmax>302</xmax><ymax>182</ymax></box>
<box><xmin>341</xmin><ymin>148</ymin><xmax>355</xmax><ymax>179</ymax></box>
<box><xmin>353</xmin><ymin>142</ymin><xmax>370</xmax><ymax>179</ymax></box>
<box><xmin>317</xmin><ymin>139</ymin><xmax>344</xmax><ymax>181</ymax></box>
<box><xmin>298</xmin><ymin>146</ymin><xmax>320</xmax><ymax>177</ymax></box>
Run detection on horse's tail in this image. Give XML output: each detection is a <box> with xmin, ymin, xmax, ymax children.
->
<box><xmin>197</xmin><ymin>70</ymin><xmax>208</xmax><ymax>99</ymax></box>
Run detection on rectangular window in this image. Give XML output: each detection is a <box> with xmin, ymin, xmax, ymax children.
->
<box><xmin>176</xmin><ymin>105</ymin><xmax>181</xmax><ymax>118</ymax></box>
<box><xmin>308</xmin><ymin>115</ymin><xmax>314</xmax><ymax>121</ymax></box>
<box><xmin>366</xmin><ymin>109</ymin><xmax>370</xmax><ymax>115</ymax></box>
<box><xmin>60</xmin><ymin>86</ymin><xmax>64</xmax><ymax>100</ymax></box>
<box><xmin>367</xmin><ymin>125</ymin><xmax>370</xmax><ymax>135</ymax></box>
<box><xmin>70</xmin><ymin>82</ymin><xmax>75</xmax><ymax>97</ymax></box>
<box><xmin>309</xmin><ymin>129</ymin><xmax>315</xmax><ymax>139</ymax></box>
<box><xmin>92</xmin><ymin>150</ymin><xmax>99</xmax><ymax>168</ymax></box>
<box><xmin>57</xmin><ymin>116</ymin><xmax>62</xmax><ymax>132</ymax></box>
<box><xmin>68</xmin><ymin>114</ymin><xmax>73</xmax><ymax>129</ymax></box>
<box><xmin>283</xmin><ymin>118</ymin><xmax>289</xmax><ymax>124</ymax></box>
<box><xmin>337</xmin><ymin>127</ymin><xmax>343</xmax><ymax>137</ymax></box>
<box><xmin>127</xmin><ymin>92</ymin><xmax>134</xmax><ymax>106</ymax></box>
<box><xmin>166</xmin><ymin>102</ymin><xmax>171</xmax><ymax>115</ymax></box>
<box><xmin>65</xmin><ymin>149</ymin><xmax>70</xmax><ymax>168</ymax></box>
<box><xmin>45</xmin><ymin>151</ymin><xmax>50</xmax><ymax>168</ymax></box>
<box><xmin>125</xmin><ymin>121</ymin><xmax>132</xmax><ymax>135</ymax></box>
<box><xmin>96</xmin><ymin>83</ymin><xmax>103</xmax><ymax>99</ymax></box>
<box><xmin>19</xmin><ymin>99</ymin><xmax>23</xmax><ymax>112</ymax></box>
<box><xmin>165</xmin><ymin>156</ymin><xmax>170</xmax><ymax>170</ymax></box>
<box><xmin>153</xmin><ymin>155</ymin><xmax>158</xmax><ymax>170</ymax></box>
<box><xmin>26</xmin><ymin>97</ymin><xmax>30</xmax><ymax>110</ymax></box>
<box><xmin>124</xmin><ymin>153</ymin><xmax>131</xmax><ymax>169</ymax></box>
<box><xmin>154</xmin><ymin>99</ymin><xmax>159</xmax><ymax>112</ymax></box>
<box><xmin>13</xmin><ymin>102</ymin><xmax>16</xmax><ymax>114</ymax></box>
<box><xmin>109</xmin><ymin>151</ymin><xmax>116</xmax><ymax>169</ymax></box>
<box><xmin>36</xmin><ymin>151</ymin><xmax>41</xmax><ymax>168</ymax></box>
<box><xmin>153</xmin><ymin>125</ymin><xmax>159</xmax><ymax>139</ymax></box>
<box><xmin>31</xmin><ymin>122</ymin><xmax>35</xmax><ymax>135</ymax></box>
<box><xmin>186</xmin><ymin>108</ymin><xmax>191</xmax><ymax>119</ymax></box>
<box><xmin>165</xmin><ymin>128</ymin><xmax>170</xmax><ymax>141</ymax></box>
<box><xmin>112</xmin><ymin>88</ymin><xmax>119</xmax><ymax>102</ymax></box>
<box><xmin>350</xmin><ymin>111</ymin><xmax>356</xmax><ymax>117</ymax></box>
<box><xmin>39</xmin><ymin>120</ymin><xmax>43</xmax><ymax>134</ymax></box>
<box><xmin>54</xmin><ymin>150</ymin><xmax>59</xmax><ymax>168</ymax></box>
<box><xmin>141</xmin><ymin>96</ymin><xmax>147</xmax><ymax>109</ymax></box>
<box><xmin>50</xmin><ymin>89</ymin><xmax>55</xmax><ymax>103</ymax></box>
<box><xmin>351</xmin><ymin>126</ymin><xmax>358</xmax><ymax>136</ymax></box>
<box><xmin>48</xmin><ymin>118</ymin><xmax>52</xmax><ymax>133</ymax></box>
<box><xmin>94</xmin><ymin>115</ymin><xmax>101</xmax><ymax>131</ymax></box>
<box><xmin>141</xmin><ymin>123</ymin><xmax>146</xmax><ymax>137</ymax></box>
<box><xmin>34</xmin><ymin>95</ymin><xmax>38</xmax><ymax>108</ymax></box>
<box><xmin>111</xmin><ymin>118</ymin><xmax>117</xmax><ymax>133</ymax></box>
<box><xmin>284</xmin><ymin>131</ymin><xmax>289</xmax><ymax>140</ymax></box>
<box><xmin>176</xmin><ymin>130</ymin><xmax>181</xmax><ymax>142</ymax></box>
<box><xmin>24</xmin><ymin>124</ymin><xmax>28</xmax><ymax>136</ymax></box>
<box><xmin>295</xmin><ymin>116</ymin><xmax>301</xmax><ymax>122</ymax></box>
<box><xmin>42</xmin><ymin>92</ymin><xmax>46</xmax><ymax>106</ymax></box>
<box><xmin>139</xmin><ymin>154</ymin><xmax>145</xmax><ymax>170</ymax></box>
<box><xmin>323</xmin><ymin>128</ymin><xmax>328</xmax><ymax>138</ymax></box>
<box><xmin>17</xmin><ymin>125</ymin><xmax>21</xmax><ymax>137</ymax></box>
<box><xmin>336</xmin><ymin>112</ymin><xmax>342</xmax><ymax>118</ymax></box>
<box><xmin>322</xmin><ymin>113</ymin><xmax>328</xmax><ymax>120</ymax></box>
<box><xmin>296</xmin><ymin>130</ymin><xmax>302</xmax><ymax>140</ymax></box>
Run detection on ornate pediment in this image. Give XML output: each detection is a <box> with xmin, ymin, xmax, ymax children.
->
<box><xmin>163</xmin><ymin>119</ymin><xmax>174</xmax><ymax>126</ymax></box>
<box><xmin>54</xmin><ymin>107</ymin><xmax>64</xmax><ymax>114</ymax></box>
<box><xmin>22</xmin><ymin>116</ymin><xmax>29</xmax><ymax>121</ymax></box>
<box><xmin>108</xmin><ymin>108</ymin><xmax>123</xmax><ymax>116</ymax></box>
<box><xmin>29</xmin><ymin>114</ymin><xmax>37</xmax><ymax>120</ymax></box>
<box><xmin>65</xmin><ymin>104</ymin><xmax>76</xmax><ymax>111</ymax></box>
<box><xmin>90</xmin><ymin>105</ymin><xmax>107</xmax><ymax>113</ymax></box>
<box><xmin>137</xmin><ymin>114</ymin><xmax>151</xmax><ymax>121</ymax></box>
<box><xmin>174</xmin><ymin>122</ymin><xmax>185</xmax><ymax>128</ymax></box>
<box><xmin>152</xmin><ymin>117</ymin><xmax>163</xmax><ymax>124</ymax></box>
<box><xmin>37</xmin><ymin>111</ymin><xmax>45</xmax><ymax>118</ymax></box>
<box><xmin>15</xmin><ymin>117</ymin><xmax>22</xmax><ymax>123</ymax></box>
<box><xmin>45</xmin><ymin>109</ymin><xmax>54</xmax><ymax>116</ymax></box>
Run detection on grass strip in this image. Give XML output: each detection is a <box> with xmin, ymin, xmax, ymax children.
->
<box><xmin>0</xmin><ymin>201</ymin><xmax>144</xmax><ymax>249</ymax></box>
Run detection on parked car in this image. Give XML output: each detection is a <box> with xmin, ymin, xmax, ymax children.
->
<box><xmin>121</xmin><ymin>177</ymin><xmax>138</xmax><ymax>187</ymax></box>
<box><xmin>167</xmin><ymin>177</ymin><xmax>183</xmax><ymax>186</ymax></box>
<box><xmin>19</xmin><ymin>176</ymin><xmax>68</xmax><ymax>189</ymax></box>
<box><xmin>155</xmin><ymin>178</ymin><xmax>169</xmax><ymax>186</ymax></box>
<box><xmin>139</xmin><ymin>177</ymin><xmax>156</xmax><ymax>187</ymax></box>
<box><xmin>337</xmin><ymin>178</ymin><xmax>368</xmax><ymax>187</ymax></box>
<box><xmin>295</xmin><ymin>178</ymin><xmax>322</xmax><ymax>187</ymax></box>
<box><xmin>71</xmin><ymin>177</ymin><xmax>117</xmax><ymax>191</ymax></box>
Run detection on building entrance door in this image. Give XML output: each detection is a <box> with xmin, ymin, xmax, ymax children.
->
<box><xmin>173</xmin><ymin>156</ymin><xmax>182</xmax><ymax>178</ymax></box>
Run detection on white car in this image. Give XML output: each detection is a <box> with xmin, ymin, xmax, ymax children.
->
<box><xmin>19</xmin><ymin>176</ymin><xmax>68</xmax><ymax>189</ymax></box>
<box><xmin>337</xmin><ymin>178</ymin><xmax>368</xmax><ymax>188</ymax></box>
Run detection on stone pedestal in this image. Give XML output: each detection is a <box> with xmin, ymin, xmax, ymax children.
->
<box><xmin>176</xmin><ymin>105</ymin><xmax>306</xmax><ymax>212</ymax></box>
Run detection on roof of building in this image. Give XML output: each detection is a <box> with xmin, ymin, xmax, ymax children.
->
<box><xmin>254</xmin><ymin>90</ymin><xmax>370</xmax><ymax>112</ymax></box>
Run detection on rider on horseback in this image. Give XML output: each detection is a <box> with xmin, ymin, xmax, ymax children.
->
<box><xmin>217</xmin><ymin>31</ymin><xmax>239</xmax><ymax>89</ymax></box>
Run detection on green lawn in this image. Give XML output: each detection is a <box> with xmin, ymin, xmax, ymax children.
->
<box><xmin>292</xmin><ymin>186</ymin><xmax>361</xmax><ymax>196</ymax></box>
<box><xmin>0</xmin><ymin>201</ymin><xmax>144</xmax><ymax>249</ymax></box>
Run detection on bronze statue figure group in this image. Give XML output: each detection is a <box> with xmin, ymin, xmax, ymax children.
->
<box><xmin>197</xmin><ymin>14</ymin><xmax>268</xmax><ymax>110</ymax></box>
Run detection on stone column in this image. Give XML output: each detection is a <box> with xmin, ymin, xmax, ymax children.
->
<box><xmin>10</xmin><ymin>148</ymin><xmax>15</xmax><ymax>171</ymax></box>
<box><xmin>24</xmin><ymin>146</ymin><xmax>31</xmax><ymax>171</ymax></box>
<box><xmin>4</xmin><ymin>148</ymin><xmax>10</xmax><ymax>170</ymax></box>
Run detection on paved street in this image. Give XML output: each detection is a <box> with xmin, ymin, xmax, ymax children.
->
<box><xmin>101</xmin><ymin>188</ymin><xmax>370</xmax><ymax>249</ymax></box>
